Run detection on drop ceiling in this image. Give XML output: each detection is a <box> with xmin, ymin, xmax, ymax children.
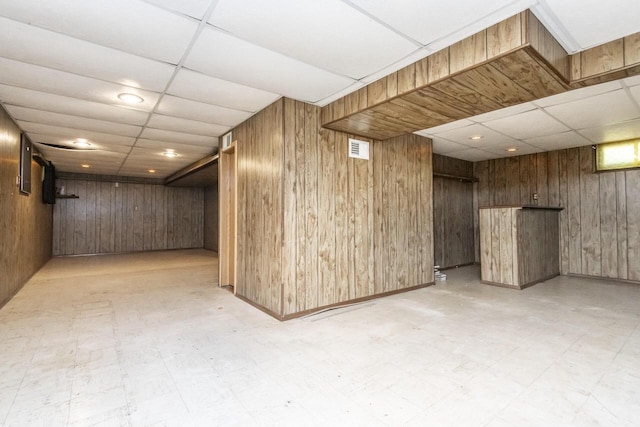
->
<box><xmin>0</xmin><ymin>0</ymin><xmax>639</xmax><ymax>176</ymax></box>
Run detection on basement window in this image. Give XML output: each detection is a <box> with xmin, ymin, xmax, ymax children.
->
<box><xmin>596</xmin><ymin>140</ymin><xmax>640</xmax><ymax>171</ymax></box>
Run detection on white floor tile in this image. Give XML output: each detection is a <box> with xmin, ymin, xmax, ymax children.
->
<box><xmin>1</xmin><ymin>250</ymin><xmax>640</xmax><ymax>426</ymax></box>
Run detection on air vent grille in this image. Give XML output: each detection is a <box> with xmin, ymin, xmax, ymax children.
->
<box><xmin>222</xmin><ymin>131</ymin><xmax>233</xmax><ymax>150</ymax></box>
<box><xmin>348</xmin><ymin>138</ymin><xmax>369</xmax><ymax>160</ymax></box>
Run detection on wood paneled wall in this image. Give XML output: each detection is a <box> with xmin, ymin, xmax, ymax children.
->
<box><xmin>203</xmin><ymin>185</ymin><xmax>218</xmax><ymax>251</ymax></box>
<box><xmin>234</xmin><ymin>100</ymin><xmax>284</xmax><ymax>314</ymax></box>
<box><xmin>53</xmin><ymin>179</ymin><xmax>203</xmax><ymax>256</ymax></box>
<box><xmin>475</xmin><ymin>147</ymin><xmax>640</xmax><ymax>282</ymax></box>
<box><xmin>232</xmin><ymin>98</ymin><xmax>434</xmax><ymax>319</ymax></box>
<box><xmin>0</xmin><ymin>105</ymin><xmax>53</xmax><ymax>307</ymax></box>
<box><xmin>433</xmin><ymin>155</ymin><xmax>475</xmax><ymax>269</ymax></box>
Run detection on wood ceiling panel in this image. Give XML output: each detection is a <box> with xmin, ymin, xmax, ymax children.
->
<box><xmin>321</xmin><ymin>10</ymin><xmax>640</xmax><ymax>142</ymax></box>
<box><xmin>323</xmin><ymin>48</ymin><xmax>571</xmax><ymax>140</ymax></box>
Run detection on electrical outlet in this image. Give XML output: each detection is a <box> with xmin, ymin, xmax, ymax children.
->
<box><xmin>532</xmin><ymin>192</ymin><xmax>538</xmax><ymax>201</ymax></box>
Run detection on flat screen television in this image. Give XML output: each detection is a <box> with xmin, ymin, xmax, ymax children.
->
<box><xmin>19</xmin><ymin>133</ymin><xmax>32</xmax><ymax>195</ymax></box>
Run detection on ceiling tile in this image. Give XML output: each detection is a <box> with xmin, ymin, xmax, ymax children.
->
<box><xmin>18</xmin><ymin>122</ymin><xmax>136</xmax><ymax>146</ymax></box>
<box><xmin>357</xmin><ymin>49</ymin><xmax>430</xmax><ymax>84</ymax></box>
<box><xmin>543</xmin><ymin>0</ymin><xmax>640</xmax><ymax>49</ymax></box>
<box><xmin>419</xmin><ymin>118</ymin><xmax>475</xmax><ymax>136</ymax></box>
<box><xmin>0</xmin><ymin>59</ymin><xmax>161</xmax><ymax>112</ymax></box>
<box><xmin>147</xmin><ymin>114</ymin><xmax>230</xmax><ymax>137</ymax></box>
<box><xmin>29</xmin><ymin>133</ymin><xmax>132</xmax><ymax>154</ymax></box>
<box><xmin>470</xmin><ymin>102</ymin><xmax>537</xmax><ymax>123</ymax></box>
<box><xmin>347</xmin><ymin>0</ymin><xmax>526</xmax><ymax>46</ymax></box>
<box><xmin>35</xmin><ymin>145</ymin><xmax>127</xmax><ymax>165</ymax></box>
<box><xmin>545</xmin><ymin>89</ymin><xmax>640</xmax><ymax>130</ymax></box>
<box><xmin>6</xmin><ymin>105</ymin><xmax>142</xmax><ymax>137</ymax></box>
<box><xmin>483</xmin><ymin>109</ymin><xmax>569</xmax><ymax>139</ymax></box>
<box><xmin>628</xmin><ymin>85</ymin><xmax>640</xmax><ymax>105</ymax></box>
<box><xmin>135</xmin><ymin>138</ymin><xmax>214</xmax><ymax>154</ymax></box>
<box><xmin>482</xmin><ymin>141</ymin><xmax>541</xmax><ymax>157</ymax></box>
<box><xmin>157</xmin><ymin>95</ymin><xmax>247</xmax><ymax>127</ymax></box>
<box><xmin>0</xmin><ymin>84</ymin><xmax>150</xmax><ymax>125</ymax></box>
<box><xmin>0</xmin><ymin>16</ymin><xmax>175</xmax><ymax>91</ymax></box>
<box><xmin>210</xmin><ymin>0</ymin><xmax>418</xmax><ymax>80</ymax></box>
<box><xmin>139</xmin><ymin>128</ymin><xmax>218</xmax><ymax>147</ymax></box>
<box><xmin>433</xmin><ymin>123</ymin><xmax>514</xmax><ymax>146</ymax></box>
<box><xmin>313</xmin><ymin>81</ymin><xmax>366</xmax><ymax>107</ymax></box>
<box><xmin>184</xmin><ymin>27</ymin><xmax>356</xmax><ymax>103</ymax></box>
<box><xmin>143</xmin><ymin>0</ymin><xmax>212</xmax><ymax>20</ymax></box>
<box><xmin>578</xmin><ymin>119</ymin><xmax>640</xmax><ymax>143</ymax></box>
<box><xmin>444</xmin><ymin>148</ymin><xmax>495</xmax><ymax>162</ymax></box>
<box><xmin>0</xmin><ymin>0</ymin><xmax>197</xmax><ymax>63</ymax></box>
<box><xmin>534</xmin><ymin>80</ymin><xmax>622</xmax><ymax>107</ymax></box>
<box><xmin>525</xmin><ymin>131</ymin><xmax>592</xmax><ymax>151</ymax></box>
<box><xmin>168</xmin><ymin>69</ymin><xmax>280</xmax><ymax>112</ymax></box>
<box><xmin>431</xmin><ymin>138</ymin><xmax>470</xmax><ymax>154</ymax></box>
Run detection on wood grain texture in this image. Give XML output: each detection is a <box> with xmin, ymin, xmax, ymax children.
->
<box><xmin>450</xmin><ymin>32</ymin><xmax>487</xmax><ymax>74</ymax></box>
<box><xmin>0</xmin><ymin>105</ymin><xmax>53</xmax><ymax>307</ymax></box>
<box><xmin>487</xmin><ymin>14</ymin><xmax>522</xmax><ymax>57</ymax></box>
<box><xmin>433</xmin><ymin>155</ymin><xmax>475</xmax><ymax>269</ymax></box>
<box><xmin>625</xmin><ymin>33</ymin><xmax>640</xmax><ymax>66</ymax></box>
<box><xmin>475</xmin><ymin>149</ymin><xmax>640</xmax><ymax>283</ymax></box>
<box><xmin>580</xmin><ymin>39</ymin><xmax>624</xmax><ymax>78</ymax></box>
<box><xmin>203</xmin><ymin>185</ymin><xmax>219</xmax><ymax>251</ymax></box>
<box><xmin>319</xmin><ymin>16</ymin><xmax>638</xmax><ymax>144</ymax></box>
<box><xmin>232</xmin><ymin>100</ymin><xmax>284</xmax><ymax>313</ymax></box>
<box><xmin>524</xmin><ymin>10</ymin><xmax>570</xmax><ymax>81</ymax></box>
<box><xmin>278</xmin><ymin>101</ymin><xmax>434</xmax><ymax>317</ymax></box>
<box><xmin>53</xmin><ymin>179</ymin><xmax>203</xmax><ymax>256</ymax></box>
<box><xmin>479</xmin><ymin>206</ymin><xmax>560</xmax><ymax>288</ymax></box>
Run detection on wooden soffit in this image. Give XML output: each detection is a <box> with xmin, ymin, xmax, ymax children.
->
<box><xmin>321</xmin><ymin>10</ymin><xmax>640</xmax><ymax>141</ymax></box>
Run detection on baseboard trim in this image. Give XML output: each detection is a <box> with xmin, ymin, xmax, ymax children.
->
<box><xmin>235</xmin><ymin>282</ymin><xmax>434</xmax><ymax>322</ymax></box>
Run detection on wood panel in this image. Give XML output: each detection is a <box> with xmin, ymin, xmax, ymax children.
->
<box><xmin>433</xmin><ymin>155</ymin><xmax>475</xmax><ymax>269</ymax></box>
<box><xmin>517</xmin><ymin>209</ymin><xmax>560</xmax><ymax>286</ymax></box>
<box><xmin>322</xmin><ymin>15</ymin><xmax>640</xmax><ymax>143</ymax></box>
<box><xmin>475</xmin><ymin>148</ymin><xmax>640</xmax><ymax>283</ymax></box>
<box><xmin>320</xmin><ymin>11</ymin><xmax>577</xmax><ymax>140</ymax></box>
<box><xmin>234</xmin><ymin>100</ymin><xmax>284</xmax><ymax>315</ymax></box>
<box><xmin>571</xmin><ymin>31</ymin><xmax>640</xmax><ymax>85</ymax></box>
<box><xmin>232</xmin><ymin>97</ymin><xmax>435</xmax><ymax>319</ymax></box>
<box><xmin>53</xmin><ymin>179</ymin><xmax>203</xmax><ymax>256</ymax></box>
<box><xmin>203</xmin><ymin>185</ymin><xmax>219</xmax><ymax>251</ymax></box>
<box><xmin>0</xmin><ymin>105</ymin><xmax>53</xmax><ymax>307</ymax></box>
<box><xmin>479</xmin><ymin>207</ymin><xmax>518</xmax><ymax>286</ymax></box>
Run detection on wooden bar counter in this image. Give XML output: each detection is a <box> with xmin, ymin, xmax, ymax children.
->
<box><xmin>479</xmin><ymin>206</ymin><xmax>563</xmax><ymax>289</ymax></box>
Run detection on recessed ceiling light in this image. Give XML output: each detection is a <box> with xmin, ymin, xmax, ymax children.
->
<box><xmin>163</xmin><ymin>150</ymin><xmax>178</xmax><ymax>158</ymax></box>
<box><xmin>74</xmin><ymin>138</ymin><xmax>91</xmax><ymax>148</ymax></box>
<box><xmin>81</xmin><ymin>164</ymin><xmax>90</xmax><ymax>168</ymax></box>
<box><xmin>469</xmin><ymin>135</ymin><xmax>483</xmax><ymax>140</ymax></box>
<box><xmin>148</xmin><ymin>169</ymin><xmax>156</xmax><ymax>173</ymax></box>
<box><xmin>118</xmin><ymin>93</ymin><xmax>144</xmax><ymax>104</ymax></box>
<box><xmin>506</xmin><ymin>148</ymin><xmax>517</xmax><ymax>152</ymax></box>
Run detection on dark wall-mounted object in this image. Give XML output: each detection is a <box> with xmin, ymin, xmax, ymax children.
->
<box><xmin>19</xmin><ymin>133</ymin><xmax>32</xmax><ymax>195</ymax></box>
<box><xmin>42</xmin><ymin>162</ymin><xmax>56</xmax><ymax>204</ymax></box>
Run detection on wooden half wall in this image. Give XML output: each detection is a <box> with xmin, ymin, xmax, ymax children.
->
<box><xmin>0</xmin><ymin>105</ymin><xmax>53</xmax><ymax>307</ymax></box>
<box><xmin>53</xmin><ymin>178</ymin><xmax>204</xmax><ymax>256</ymax></box>
<box><xmin>232</xmin><ymin>98</ymin><xmax>434</xmax><ymax>319</ymax></box>
<box><xmin>474</xmin><ymin>147</ymin><xmax>640</xmax><ymax>282</ymax></box>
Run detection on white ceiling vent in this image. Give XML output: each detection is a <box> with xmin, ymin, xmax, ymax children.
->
<box><xmin>348</xmin><ymin>138</ymin><xmax>369</xmax><ymax>160</ymax></box>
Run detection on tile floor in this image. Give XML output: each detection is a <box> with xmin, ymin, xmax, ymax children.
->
<box><xmin>1</xmin><ymin>249</ymin><xmax>639</xmax><ymax>426</ymax></box>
